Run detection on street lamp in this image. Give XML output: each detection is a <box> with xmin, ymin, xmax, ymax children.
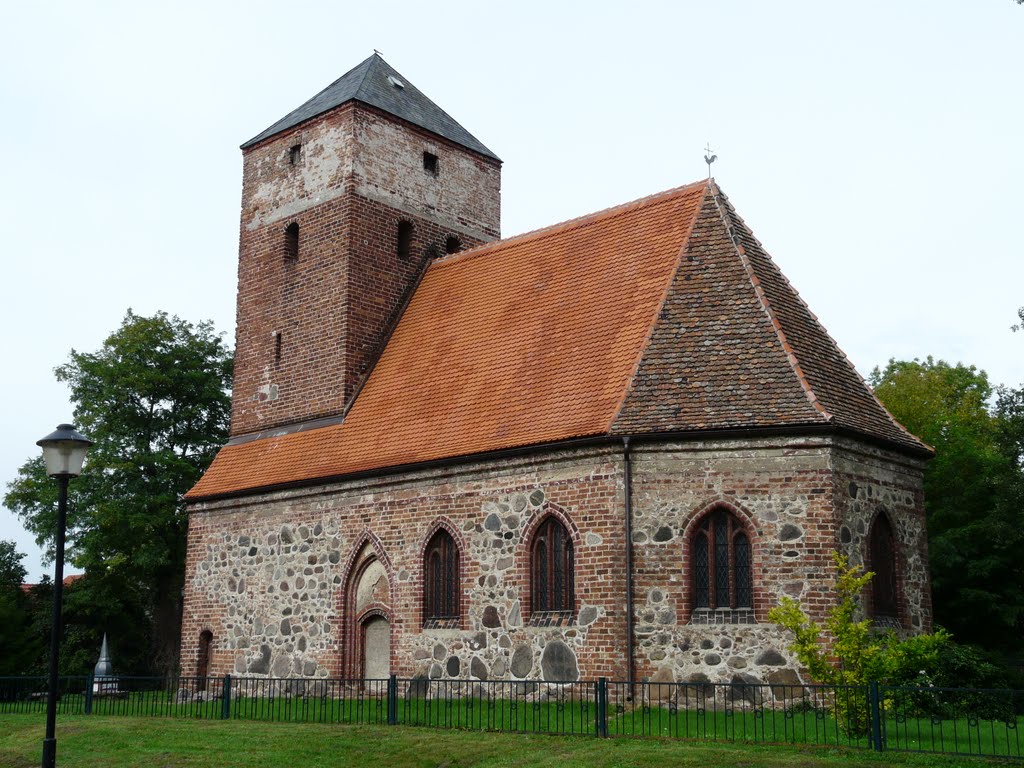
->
<box><xmin>36</xmin><ymin>423</ymin><xmax>93</xmax><ymax>768</ymax></box>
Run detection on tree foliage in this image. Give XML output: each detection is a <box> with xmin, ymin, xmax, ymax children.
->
<box><xmin>4</xmin><ymin>310</ymin><xmax>232</xmax><ymax>674</ymax></box>
<box><xmin>870</xmin><ymin>357</ymin><xmax>1024</xmax><ymax>652</ymax></box>
<box><xmin>0</xmin><ymin>540</ymin><xmax>38</xmax><ymax>675</ymax></box>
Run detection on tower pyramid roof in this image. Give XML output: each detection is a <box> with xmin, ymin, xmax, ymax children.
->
<box><xmin>241</xmin><ymin>53</ymin><xmax>499</xmax><ymax>160</ymax></box>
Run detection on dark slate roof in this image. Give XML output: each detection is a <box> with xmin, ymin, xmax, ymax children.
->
<box><xmin>241</xmin><ymin>54</ymin><xmax>500</xmax><ymax>160</ymax></box>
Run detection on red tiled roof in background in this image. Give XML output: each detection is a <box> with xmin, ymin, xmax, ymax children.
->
<box><xmin>187</xmin><ymin>182</ymin><xmax>708</xmax><ymax>499</ymax></box>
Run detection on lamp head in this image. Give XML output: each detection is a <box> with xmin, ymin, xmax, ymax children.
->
<box><xmin>37</xmin><ymin>423</ymin><xmax>94</xmax><ymax>478</ymax></box>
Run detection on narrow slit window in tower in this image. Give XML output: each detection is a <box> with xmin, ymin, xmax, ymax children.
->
<box><xmin>445</xmin><ymin>235</ymin><xmax>462</xmax><ymax>255</ymax></box>
<box><xmin>284</xmin><ymin>222</ymin><xmax>299</xmax><ymax>262</ymax></box>
<box><xmin>397</xmin><ymin>221</ymin><xmax>413</xmax><ymax>260</ymax></box>
<box><xmin>289</xmin><ymin>144</ymin><xmax>301</xmax><ymax>165</ymax></box>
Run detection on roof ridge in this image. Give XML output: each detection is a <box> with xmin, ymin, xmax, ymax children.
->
<box><xmin>431</xmin><ymin>180</ymin><xmax>709</xmax><ymax>271</ymax></box>
<box><xmin>708</xmin><ymin>183</ymin><xmax>832</xmax><ymax>424</ymax></box>
<box><xmin>606</xmin><ymin>183</ymin><xmax>711</xmax><ymax>429</ymax></box>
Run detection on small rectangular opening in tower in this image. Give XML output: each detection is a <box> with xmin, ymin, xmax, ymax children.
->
<box><xmin>397</xmin><ymin>221</ymin><xmax>413</xmax><ymax>261</ymax></box>
<box><xmin>289</xmin><ymin>144</ymin><xmax>302</xmax><ymax>165</ymax></box>
<box><xmin>284</xmin><ymin>222</ymin><xmax>299</xmax><ymax>261</ymax></box>
<box><xmin>274</xmin><ymin>331</ymin><xmax>282</xmax><ymax>362</ymax></box>
<box><xmin>423</xmin><ymin>151</ymin><xmax>438</xmax><ymax>177</ymax></box>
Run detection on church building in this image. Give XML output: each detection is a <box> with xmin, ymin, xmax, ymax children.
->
<box><xmin>181</xmin><ymin>54</ymin><xmax>932</xmax><ymax>688</ymax></box>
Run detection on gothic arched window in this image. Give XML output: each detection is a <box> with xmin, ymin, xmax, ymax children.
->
<box><xmin>868</xmin><ymin>513</ymin><xmax>898</xmax><ymax>620</ymax></box>
<box><xmin>531</xmin><ymin>516</ymin><xmax>574</xmax><ymax>613</ymax></box>
<box><xmin>423</xmin><ymin>529</ymin><xmax>459</xmax><ymax>623</ymax></box>
<box><xmin>692</xmin><ymin>508</ymin><xmax>752</xmax><ymax>610</ymax></box>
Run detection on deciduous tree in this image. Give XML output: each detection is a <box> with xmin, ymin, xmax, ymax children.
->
<box><xmin>4</xmin><ymin>310</ymin><xmax>232</xmax><ymax>674</ymax></box>
<box><xmin>871</xmin><ymin>357</ymin><xmax>1024</xmax><ymax>652</ymax></box>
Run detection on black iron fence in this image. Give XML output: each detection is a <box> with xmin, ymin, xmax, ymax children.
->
<box><xmin>1</xmin><ymin>674</ymin><xmax>1021</xmax><ymax>759</ymax></box>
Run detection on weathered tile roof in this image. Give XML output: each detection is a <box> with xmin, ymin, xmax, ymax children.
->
<box><xmin>187</xmin><ymin>181</ymin><xmax>928</xmax><ymax>500</ymax></box>
<box><xmin>241</xmin><ymin>54</ymin><xmax>499</xmax><ymax>160</ymax></box>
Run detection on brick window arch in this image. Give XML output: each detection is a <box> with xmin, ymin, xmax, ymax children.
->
<box><xmin>692</xmin><ymin>507</ymin><xmax>752</xmax><ymax>610</ymax></box>
<box><xmin>868</xmin><ymin>512</ymin><xmax>898</xmax><ymax>621</ymax></box>
<box><xmin>423</xmin><ymin>528</ymin><xmax>460</xmax><ymax>624</ymax></box>
<box><xmin>531</xmin><ymin>516</ymin><xmax>574</xmax><ymax>613</ymax></box>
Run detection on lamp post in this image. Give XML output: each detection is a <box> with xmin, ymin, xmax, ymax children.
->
<box><xmin>36</xmin><ymin>424</ymin><xmax>93</xmax><ymax>768</ymax></box>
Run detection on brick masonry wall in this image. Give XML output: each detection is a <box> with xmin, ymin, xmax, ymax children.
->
<box><xmin>832</xmin><ymin>437</ymin><xmax>931</xmax><ymax>632</ymax></box>
<box><xmin>181</xmin><ymin>435</ymin><xmax>929</xmax><ymax>687</ymax></box>
<box><xmin>231</xmin><ymin>103</ymin><xmax>501</xmax><ymax>437</ymax></box>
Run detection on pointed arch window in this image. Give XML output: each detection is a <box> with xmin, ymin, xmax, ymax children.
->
<box><xmin>868</xmin><ymin>513</ymin><xmax>898</xmax><ymax>621</ymax></box>
<box><xmin>531</xmin><ymin>516</ymin><xmax>574</xmax><ymax>614</ymax></box>
<box><xmin>423</xmin><ymin>529</ymin><xmax>459</xmax><ymax>624</ymax></box>
<box><xmin>692</xmin><ymin>508</ymin><xmax>752</xmax><ymax>610</ymax></box>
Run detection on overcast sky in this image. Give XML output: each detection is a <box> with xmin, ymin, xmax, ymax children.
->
<box><xmin>2</xmin><ymin>1</ymin><xmax>1021</xmax><ymax>581</ymax></box>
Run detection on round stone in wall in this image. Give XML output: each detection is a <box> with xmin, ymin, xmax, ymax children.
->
<box><xmin>540</xmin><ymin>640</ymin><xmax>579</xmax><ymax>682</ymax></box>
<box><xmin>755</xmin><ymin>649</ymin><xmax>786</xmax><ymax>667</ymax></box>
<box><xmin>484</xmin><ymin>513</ymin><xmax>502</xmax><ymax>532</ymax></box>
<box><xmin>578</xmin><ymin>605</ymin><xmax>598</xmax><ymax>626</ymax></box>
<box><xmin>446</xmin><ymin>656</ymin><xmax>461</xmax><ymax>677</ymax></box>
<box><xmin>433</xmin><ymin>643</ymin><xmax>446</xmax><ymax>660</ymax></box>
<box><xmin>778</xmin><ymin>523</ymin><xmax>803</xmax><ymax>542</ymax></box>
<box><xmin>429</xmin><ymin>663</ymin><xmax>442</xmax><ymax>679</ymax></box>
<box><xmin>653</xmin><ymin>526</ymin><xmax>673</xmax><ymax>542</ymax></box>
<box><xmin>471</xmin><ymin>656</ymin><xmax>488</xmax><ymax>680</ymax></box>
<box><xmin>482</xmin><ymin>605</ymin><xmax>501</xmax><ymax>628</ymax></box>
<box><xmin>529</xmin><ymin>489</ymin><xmax>545</xmax><ymax>507</ymax></box>
<box><xmin>511</xmin><ymin>644</ymin><xmax>533</xmax><ymax>678</ymax></box>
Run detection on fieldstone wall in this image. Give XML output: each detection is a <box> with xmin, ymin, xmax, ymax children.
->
<box><xmin>182</xmin><ymin>435</ymin><xmax>929</xmax><ymax>687</ymax></box>
<box><xmin>832</xmin><ymin>438</ymin><xmax>931</xmax><ymax>632</ymax></box>
<box><xmin>182</xmin><ymin>446</ymin><xmax>630</xmax><ymax>682</ymax></box>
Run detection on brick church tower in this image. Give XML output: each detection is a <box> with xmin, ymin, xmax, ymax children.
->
<box><xmin>231</xmin><ymin>54</ymin><xmax>501</xmax><ymax>437</ymax></box>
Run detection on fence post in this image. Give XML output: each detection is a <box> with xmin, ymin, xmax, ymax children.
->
<box><xmin>869</xmin><ymin>680</ymin><xmax>884</xmax><ymax>752</ymax></box>
<box><xmin>387</xmin><ymin>674</ymin><xmax>398</xmax><ymax>725</ymax></box>
<box><xmin>597</xmin><ymin>678</ymin><xmax>608</xmax><ymax>738</ymax></box>
<box><xmin>84</xmin><ymin>673</ymin><xmax>94</xmax><ymax>715</ymax></box>
<box><xmin>221</xmin><ymin>674</ymin><xmax>232</xmax><ymax>720</ymax></box>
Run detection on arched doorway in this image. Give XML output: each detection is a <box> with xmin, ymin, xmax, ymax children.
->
<box><xmin>341</xmin><ymin>542</ymin><xmax>393</xmax><ymax>681</ymax></box>
<box><xmin>362</xmin><ymin>615</ymin><xmax>391</xmax><ymax>680</ymax></box>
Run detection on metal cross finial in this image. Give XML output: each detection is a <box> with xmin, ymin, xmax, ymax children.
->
<box><xmin>704</xmin><ymin>143</ymin><xmax>718</xmax><ymax>178</ymax></box>
<box><xmin>374</xmin><ymin>49</ymin><xmax>384</xmax><ymax>57</ymax></box>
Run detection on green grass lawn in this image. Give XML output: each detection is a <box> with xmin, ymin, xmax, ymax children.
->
<box><xmin>0</xmin><ymin>714</ymin><xmax>1015</xmax><ymax>768</ymax></box>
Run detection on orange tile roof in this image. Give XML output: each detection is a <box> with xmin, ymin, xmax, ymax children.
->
<box><xmin>187</xmin><ymin>182</ymin><xmax>708</xmax><ymax>499</ymax></box>
<box><xmin>188</xmin><ymin>180</ymin><xmax>929</xmax><ymax>500</ymax></box>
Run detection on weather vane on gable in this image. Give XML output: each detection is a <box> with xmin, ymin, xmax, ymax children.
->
<box><xmin>704</xmin><ymin>143</ymin><xmax>718</xmax><ymax>178</ymax></box>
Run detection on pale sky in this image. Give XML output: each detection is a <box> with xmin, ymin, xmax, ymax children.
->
<box><xmin>2</xmin><ymin>1</ymin><xmax>1021</xmax><ymax>581</ymax></box>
